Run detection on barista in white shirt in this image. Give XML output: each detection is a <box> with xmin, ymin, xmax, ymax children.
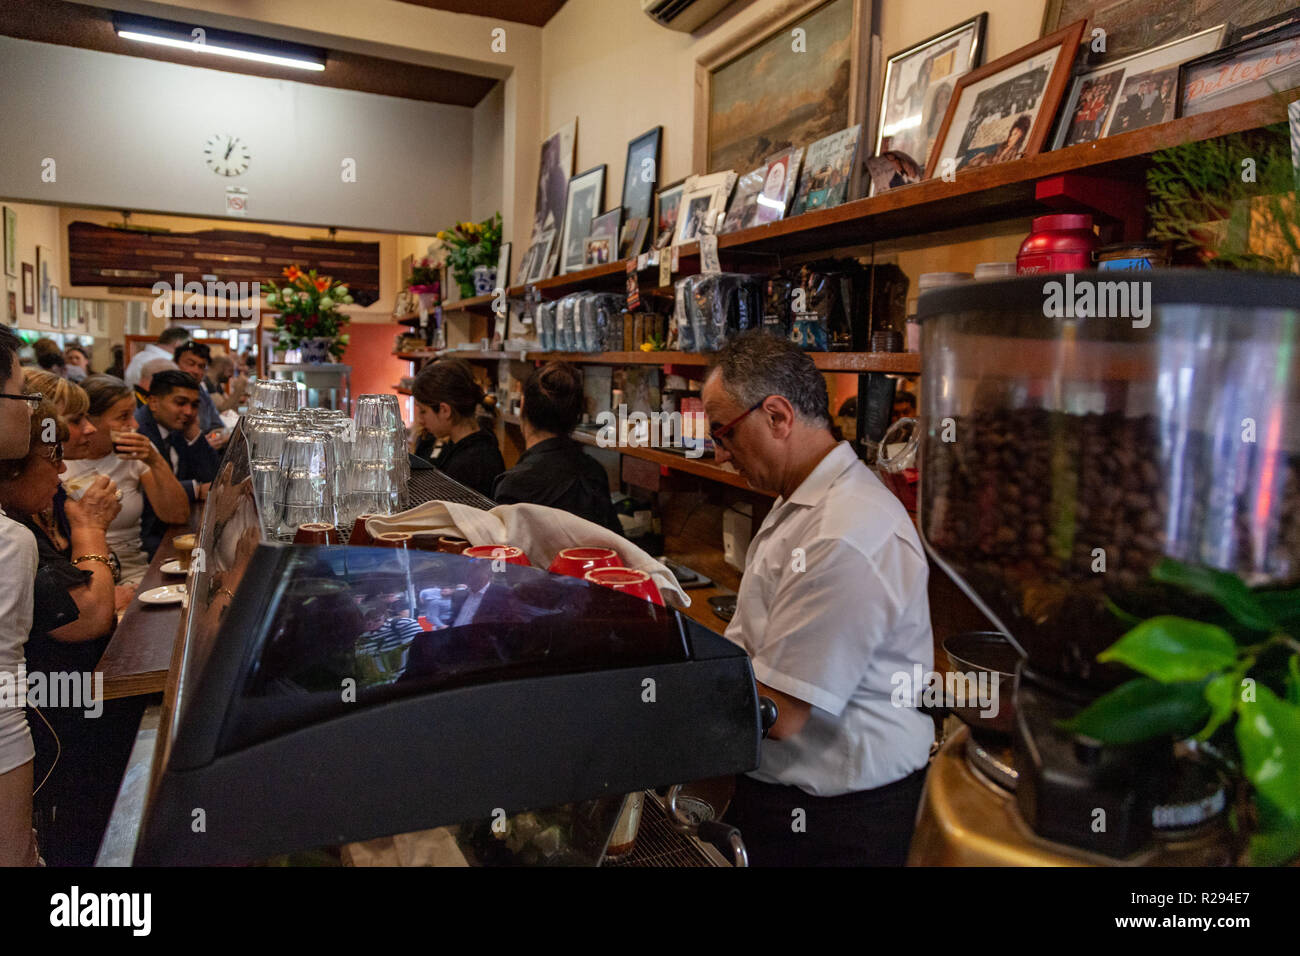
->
<box><xmin>122</xmin><ymin>326</ymin><xmax>191</xmax><ymax>389</ymax></box>
<box><xmin>702</xmin><ymin>332</ymin><xmax>934</xmax><ymax>866</ymax></box>
<box><xmin>0</xmin><ymin>325</ymin><xmax>39</xmax><ymax>865</ymax></box>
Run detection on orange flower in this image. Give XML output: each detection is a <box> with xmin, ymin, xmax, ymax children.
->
<box><xmin>282</xmin><ymin>265</ymin><xmax>302</xmax><ymax>281</ymax></box>
<box><xmin>313</xmin><ymin>276</ymin><xmax>331</xmax><ymax>293</ymax></box>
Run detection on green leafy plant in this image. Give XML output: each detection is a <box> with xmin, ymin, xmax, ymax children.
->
<box><xmin>262</xmin><ymin>264</ymin><xmax>352</xmax><ymax>361</ymax></box>
<box><xmin>436</xmin><ymin>213</ymin><xmax>502</xmax><ymax>298</ymax></box>
<box><xmin>1147</xmin><ymin>119</ymin><xmax>1299</xmax><ymax>273</ymax></box>
<box><xmin>1062</xmin><ymin>559</ymin><xmax>1300</xmax><ymax>865</ymax></box>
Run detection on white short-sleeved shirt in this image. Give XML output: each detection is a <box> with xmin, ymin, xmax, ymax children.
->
<box><xmin>724</xmin><ymin>441</ymin><xmax>934</xmax><ymax>796</ymax></box>
<box><xmin>62</xmin><ymin>453</ymin><xmax>151</xmax><ymax>587</ymax></box>
<box><xmin>0</xmin><ymin>507</ymin><xmax>36</xmax><ymax>774</ymax></box>
<box><xmin>123</xmin><ymin>342</ymin><xmax>172</xmax><ymax>389</ymax></box>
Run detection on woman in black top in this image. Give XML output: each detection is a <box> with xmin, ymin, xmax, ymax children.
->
<box><xmin>492</xmin><ymin>362</ymin><xmax>621</xmax><ymax>534</ymax></box>
<box><xmin>0</xmin><ymin>400</ymin><xmax>143</xmax><ymax>866</ymax></box>
<box><xmin>412</xmin><ymin>358</ymin><xmax>505</xmax><ymax>499</ymax></box>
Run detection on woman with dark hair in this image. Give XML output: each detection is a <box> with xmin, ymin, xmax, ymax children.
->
<box><xmin>0</xmin><ymin>397</ymin><xmax>139</xmax><ymax>865</ymax></box>
<box><xmin>411</xmin><ymin>359</ymin><xmax>504</xmax><ymax>498</ymax></box>
<box><xmin>60</xmin><ymin>375</ymin><xmax>188</xmax><ymax>587</ymax></box>
<box><xmin>492</xmin><ymin>361</ymin><xmax>621</xmax><ymax>533</ymax></box>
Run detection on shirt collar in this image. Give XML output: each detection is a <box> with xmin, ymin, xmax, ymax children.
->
<box><xmin>517</xmin><ymin>435</ymin><xmax>570</xmax><ymax>462</ymax></box>
<box><xmin>782</xmin><ymin>441</ymin><xmax>860</xmax><ymax>508</ymax></box>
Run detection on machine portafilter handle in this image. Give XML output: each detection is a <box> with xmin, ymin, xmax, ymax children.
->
<box><xmin>759</xmin><ymin>696</ymin><xmax>778</xmax><ymax>738</ymax></box>
<box><xmin>665</xmin><ymin>785</ymin><xmax>749</xmax><ymax>867</ymax></box>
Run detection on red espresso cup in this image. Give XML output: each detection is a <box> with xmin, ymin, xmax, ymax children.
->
<box><xmin>463</xmin><ymin>544</ymin><xmax>531</xmax><ymax>566</ymax></box>
<box><xmin>548</xmin><ymin>546</ymin><xmax>622</xmax><ymax>579</ymax></box>
<box><xmin>584</xmin><ymin>567</ymin><xmax>664</xmax><ymax>606</ymax></box>
<box><xmin>375</xmin><ymin>531</ymin><xmax>413</xmax><ymax>550</ymax></box>
<box><xmin>436</xmin><ymin>535</ymin><xmax>471</xmax><ymax>554</ymax></box>
<box><xmin>348</xmin><ymin>515</ymin><xmax>378</xmax><ymax>547</ymax></box>
<box><xmin>294</xmin><ymin>522</ymin><xmax>341</xmax><ymax>545</ymax></box>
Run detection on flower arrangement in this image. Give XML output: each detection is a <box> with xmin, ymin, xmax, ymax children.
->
<box><xmin>436</xmin><ymin>213</ymin><xmax>502</xmax><ymax>298</ymax></box>
<box><xmin>263</xmin><ymin>265</ymin><xmax>353</xmax><ymax>361</ymax></box>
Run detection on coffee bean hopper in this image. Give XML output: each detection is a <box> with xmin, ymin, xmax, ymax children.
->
<box><xmin>132</xmin><ymin>425</ymin><xmax>764</xmax><ymax>866</ymax></box>
<box><xmin>914</xmin><ymin>272</ymin><xmax>1300</xmax><ymax>862</ymax></box>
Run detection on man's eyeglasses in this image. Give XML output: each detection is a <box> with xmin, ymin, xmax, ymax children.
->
<box><xmin>38</xmin><ymin>442</ymin><xmax>64</xmax><ymax>464</ymax></box>
<box><xmin>0</xmin><ymin>392</ymin><xmax>42</xmax><ymax>410</ymax></box>
<box><xmin>710</xmin><ymin>398</ymin><xmax>767</xmax><ymax>450</ymax></box>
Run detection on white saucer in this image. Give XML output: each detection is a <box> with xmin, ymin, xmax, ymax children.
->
<box><xmin>159</xmin><ymin>560</ymin><xmax>187</xmax><ymax>575</ymax></box>
<box><xmin>138</xmin><ymin>584</ymin><xmax>186</xmax><ymax>605</ymax></box>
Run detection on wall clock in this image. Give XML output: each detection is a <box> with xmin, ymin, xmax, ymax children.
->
<box><xmin>204</xmin><ymin>133</ymin><xmax>251</xmax><ymax>177</ymax></box>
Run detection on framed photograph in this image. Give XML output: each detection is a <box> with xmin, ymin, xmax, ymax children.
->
<box><xmin>621</xmin><ymin>126</ymin><xmax>661</xmax><ymax>221</ymax></box>
<box><xmin>1042</xmin><ymin>0</ymin><xmax>1292</xmax><ymax>61</ymax></box>
<box><xmin>1052</xmin><ymin>26</ymin><xmax>1225</xmax><ymax>148</ymax></box>
<box><xmin>521</xmin><ymin>229</ymin><xmax>555</xmax><ymax>285</ymax></box>
<box><xmin>2</xmin><ymin>206</ymin><xmax>15</xmax><ymax>278</ymax></box>
<box><xmin>21</xmin><ymin>263</ymin><xmax>34</xmax><ymax>314</ymax></box>
<box><xmin>527</xmin><ymin>120</ymin><xmax>577</xmax><ymax>281</ymax></box>
<box><xmin>754</xmin><ymin>147</ymin><xmax>804</xmax><ymax>224</ymax></box>
<box><xmin>36</xmin><ymin>245</ymin><xmax>52</xmax><ymax>325</ymax></box>
<box><xmin>695</xmin><ymin>0</ymin><xmax>874</xmax><ymax>178</ymax></box>
<box><xmin>1178</xmin><ymin>22</ymin><xmax>1300</xmax><ymax>117</ymax></box>
<box><xmin>588</xmin><ymin>208</ymin><xmax>622</xmax><ymax>251</ymax></box>
<box><xmin>559</xmin><ymin>165</ymin><xmax>606</xmax><ymax>274</ymax></box>
<box><xmin>722</xmin><ymin>166</ymin><xmax>766</xmax><ymax>233</ymax></box>
<box><xmin>496</xmin><ymin>242</ymin><xmax>511</xmax><ymax>291</ymax></box>
<box><xmin>50</xmin><ymin>286</ymin><xmax>61</xmax><ymax>328</ymax></box>
<box><xmin>674</xmin><ymin>171</ymin><xmax>737</xmax><ymax>245</ymax></box>
<box><xmin>619</xmin><ymin>217</ymin><xmax>650</xmax><ymax>259</ymax></box>
<box><xmin>874</xmin><ymin>14</ymin><xmax>987</xmax><ymax>194</ymax></box>
<box><xmin>6</xmin><ymin>291</ymin><xmax>15</xmax><ymax>322</ymax></box>
<box><xmin>927</xmin><ymin>20</ymin><xmax>1088</xmax><ymax>178</ymax></box>
<box><xmin>653</xmin><ymin>179</ymin><xmax>687</xmax><ymax>249</ymax></box>
<box><xmin>789</xmin><ymin>125</ymin><xmax>861</xmax><ymax>215</ymax></box>
<box><xmin>584</xmin><ymin>236</ymin><xmax>613</xmax><ymax>266</ymax></box>
<box><xmin>1228</xmin><ymin>9</ymin><xmax>1300</xmax><ymax>45</ymax></box>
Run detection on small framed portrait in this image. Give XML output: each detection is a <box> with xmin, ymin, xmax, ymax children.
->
<box><xmin>874</xmin><ymin>14</ymin><xmax>986</xmax><ymax>194</ymax></box>
<box><xmin>2</xmin><ymin>206</ymin><xmax>15</xmax><ymax>278</ymax></box>
<box><xmin>927</xmin><ymin>20</ymin><xmax>1087</xmax><ymax>178</ymax></box>
<box><xmin>754</xmin><ymin>147</ymin><xmax>803</xmax><ymax>224</ymax></box>
<box><xmin>1178</xmin><ymin>21</ymin><xmax>1300</xmax><ymax>118</ymax></box>
<box><xmin>619</xmin><ymin>217</ymin><xmax>650</xmax><ymax>259</ymax></box>
<box><xmin>50</xmin><ymin>286</ymin><xmax>62</xmax><ymax>328</ymax></box>
<box><xmin>588</xmin><ymin>208</ymin><xmax>622</xmax><ymax>255</ymax></box>
<box><xmin>653</xmin><ymin>178</ymin><xmax>687</xmax><ymax>249</ymax></box>
<box><xmin>36</xmin><ymin>244</ymin><xmax>52</xmax><ymax>324</ymax></box>
<box><xmin>621</xmin><ymin>126</ymin><xmax>661</xmax><ymax>222</ymax></box>
<box><xmin>1052</xmin><ymin>25</ymin><xmax>1225</xmax><ymax>148</ymax></box>
<box><xmin>520</xmin><ymin>229</ymin><xmax>555</xmax><ymax>285</ymax></box>
<box><xmin>673</xmin><ymin>171</ymin><xmax>737</xmax><ymax>246</ymax></box>
<box><xmin>21</xmin><ymin>262</ymin><xmax>34</xmax><ymax>314</ymax></box>
<box><xmin>584</xmin><ymin>236</ymin><xmax>613</xmax><ymax>266</ymax></box>
<box><xmin>6</xmin><ymin>291</ymin><xmax>15</xmax><ymax>322</ymax></box>
<box><xmin>559</xmin><ymin>165</ymin><xmax>606</xmax><ymax>274</ymax></box>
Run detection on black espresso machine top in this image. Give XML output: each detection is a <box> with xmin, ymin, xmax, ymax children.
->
<box><xmin>134</xmin><ymin>423</ymin><xmax>761</xmax><ymax>865</ymax></box>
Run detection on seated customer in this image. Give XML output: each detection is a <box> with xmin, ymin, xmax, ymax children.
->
<box><xmin>492</xmin><ymin>362</ymin><xmax>621</xmax><ymax>533</ymax></box>
<box><xmin>412</xmin><ymin>358</ymin><xmax>504</xmax><ymax>498</ymax></box>
<box><xmin>61</xmin><ymin>376</ymin><xmax>189</xmax><ymax>584</ymax></box>
<box><xmin>134</xmin><ymin>357</ymin><xmax>177</xmax><ymax>407</ymax></box>
<box><xmin>135</xmin><ymin>370</ymin><xmax>220</xmax><ymax>555</ymax></box>
<box><xmin>203</xmin><ymin>354</ymin><xmax>247</xmax><ymax>414</ymax></box>
<box><xmin>0</xmin><ymin>400</ymin><xmax>141</xmax><ymax>865</ymax></box>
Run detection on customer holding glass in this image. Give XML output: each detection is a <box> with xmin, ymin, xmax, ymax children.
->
<box><xmin>61</xmin><ymin>376</ymin><xmax>188</xmax><ymax>586</ymax></box>
<box><xmin>0</xmin><ymin>325</ymin><xmax>38</xmax><ymax>865</ymax></box>
<box><xmin>0</xmin><ymin>399</ymin><xmax>141</xmax><ymax>865</ymax></box>
<box><xmin>492</xmin><ymin>362</ymin><xmax>621</xmax><ymax>532</ymax></box>
<box><xmin>412</xmin><ymin>358</ymin><xmax>504</xmax><ymax>499</ymax></box>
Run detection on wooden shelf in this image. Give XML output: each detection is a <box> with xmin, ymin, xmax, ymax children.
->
<box><xmin>567</xmin><ymin>427</ymin><xmax>772</xmax><ymax>495</ymax></box>
<box><xmin>421</xmin><ymin>348</ymin><xmax>920</xmax><ymax>373</ymax></box>
<box><xmin>393</xmin><ymin>350</ymin><xmax>438</xmax><ymax>361</ymax></box>
<box><xmin>492</xmin><ymin>93</ymin><xmax>1294</xmax><ymax>303</ymax></box>
<box><xmin>394</xmin><ymin>385</ymin><xmax>412</xmax><ymax>396</ymax></box>
<box><xmin>444</xmin><ymin>293</ymin><xmax>495</xmax><ymax>316</ymax></box>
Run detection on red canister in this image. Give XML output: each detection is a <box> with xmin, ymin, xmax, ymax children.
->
<box><xmin>1016</xmin><ymin>214</ymin><xmax>1099</xmax><ymax>274</ymax></box>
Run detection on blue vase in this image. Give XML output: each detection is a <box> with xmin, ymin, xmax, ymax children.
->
<box><xmin>300</xmin><ymin>338</ymin><xmax>333</xmax><ymax>363</ymax></box>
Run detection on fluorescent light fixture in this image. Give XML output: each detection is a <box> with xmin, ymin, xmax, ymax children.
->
<box><xmin>113</xmin><ymin>13</ymin><xmax>327</xmax><ymax>72</ymax></box>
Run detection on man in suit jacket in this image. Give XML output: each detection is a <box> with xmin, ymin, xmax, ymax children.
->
<box><xmin>134</xmin><ymin>369</ymin><xmax>221</xmax><ymax>556</ymax></box>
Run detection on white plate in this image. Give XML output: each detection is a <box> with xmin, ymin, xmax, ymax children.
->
<box><xmin>159</xmin><ymin>559</ymin><xmax>187</xmax><ymax>575</ymax></box>
<box><xmin>138</xmin><ymin>584</ymin><xmax>186</xmax><ymax>605</ymax></box>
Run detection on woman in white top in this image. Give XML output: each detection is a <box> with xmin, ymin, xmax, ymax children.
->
<box><xmin>60</xmin><ymin>376</ymin><xmax>188</xmax><ymax>588</ymax></box>
<box><xmin>0</xmin><ymin>327</ymin><xmax>38</xmax><ymax>865</ymax></box>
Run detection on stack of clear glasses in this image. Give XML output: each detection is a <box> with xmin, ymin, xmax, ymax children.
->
<box><xmin>249</xmin><ymin>378</ymin><xmax>301</xmax><ymax>412</ymax></box>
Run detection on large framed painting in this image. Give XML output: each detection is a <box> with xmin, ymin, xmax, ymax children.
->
<box><xmin>1042</xmin><ymin>0</ymin><xmax>1295</xmax><ymax>62</ymax></box>
<box><xmin>694</xmin><ymin>0</ymin><xmax>874</xmax><ymax>178</ymax></box>
<box><xmin>527</xmin><ymin>119</ymin><xmax>577</xmax><ymax>281</ymax></box>
<box><xmin>874</xmin><ymin>15</ymin><xmax>987</xmax><ymax>193</ymax></box>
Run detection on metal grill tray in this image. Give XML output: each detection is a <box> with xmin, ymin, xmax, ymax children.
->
<box><xmin>604</xmin><ymin>792</ymin><xmax>725</xmax><ymax>868</ymax></box>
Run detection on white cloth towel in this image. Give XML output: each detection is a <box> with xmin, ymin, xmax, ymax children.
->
<box><xmin>365</xmin><ymin>501</ymin><xmax>690</xmax><ymax>609</ymax></box>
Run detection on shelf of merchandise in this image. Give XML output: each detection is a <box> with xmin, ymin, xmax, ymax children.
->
<box><xmin>403</xmin><ymin>348</ymin><xmax>921</xmax><ymax>374</ymax></box>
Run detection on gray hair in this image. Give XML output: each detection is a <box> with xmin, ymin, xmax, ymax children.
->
<box><xmin>708</xmin><ymin>331</ymin><xmax>831</xmax><ymax>428</ymax></box>
<box><xmin>140</xmin><ymin>358</ymin><xmax>179</xmax><ymax>381</ymax></box>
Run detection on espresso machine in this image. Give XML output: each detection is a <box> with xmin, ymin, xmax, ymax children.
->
<box><xmin>910</xmin><ymin>272</ymin><xmax>1300</xmax><ymax>865</ymax></box>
